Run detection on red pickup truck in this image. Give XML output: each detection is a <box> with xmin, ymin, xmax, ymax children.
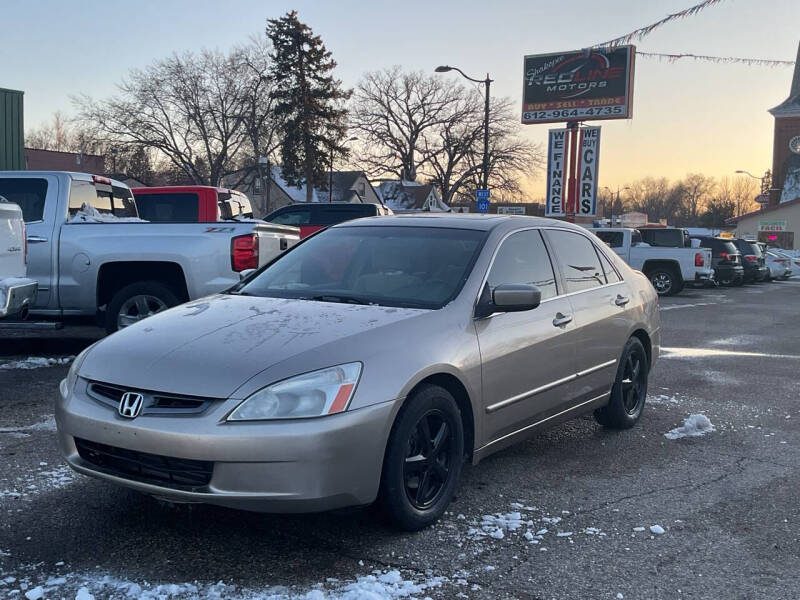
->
<box><xmin>132</xmin><ymin>186</ymin><xmax>255</xmax><ymax>222</ymax></box>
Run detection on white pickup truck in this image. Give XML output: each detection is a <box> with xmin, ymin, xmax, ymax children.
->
<box><xmin>0</xmin><ymin>171</ymin><xmax>299</xmax><ymax>332</ymax></box>
<box><xmin>0</xmin><ymin>198</ymin><xmax>38</xmax><ymax>319</ymax></box>
<box><xmin>593</xmin><ymin>227</ymin><xmax>714</xmax><ymax>296</ymax></box>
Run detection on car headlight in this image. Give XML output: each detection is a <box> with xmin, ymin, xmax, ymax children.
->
<box><xmin>227</xmin><ymin>362</ymin><xmax>362</xmax><ymax>421</ymax></box>
<box><xmin>60</xmin><ymin>345</ymin><xmax>93</xmax><ymax>396</ymax></box>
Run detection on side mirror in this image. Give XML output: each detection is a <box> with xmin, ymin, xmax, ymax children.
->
<box><xmin>239</xmin><ymin>268</ymin><xmax>257</xmax><ymax>281</ymax></box>
<box><xmin>475</xmin><ymin>283</ymin><xmax>541</xmax><ymax>319</ymax></box>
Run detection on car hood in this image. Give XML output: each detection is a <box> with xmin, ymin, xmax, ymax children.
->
<box><xmin>80</xmin><ymin>294</ymin><xmax>427</xmax><ymax>398</ymax></box>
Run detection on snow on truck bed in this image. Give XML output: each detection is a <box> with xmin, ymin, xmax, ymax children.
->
<box><xmin>67</xmin><ymin>203</ymin><xmax>148</xmax><ymax>223</ymax></box>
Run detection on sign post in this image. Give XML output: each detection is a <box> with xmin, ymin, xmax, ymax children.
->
<box><xmin>476</xmin><ymin>189</ymin><xmax>490</xmax><ymax>214</ymax></box>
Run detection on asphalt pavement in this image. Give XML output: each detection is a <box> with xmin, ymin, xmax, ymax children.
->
<box><xmin>1</xmin><ymin>281</ymin><xmax>798</xmax><ymax>600</ymax></box>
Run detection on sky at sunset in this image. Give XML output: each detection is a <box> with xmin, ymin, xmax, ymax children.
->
<box><xmin>2</xmin><ymin>0</ymin><xmax>798</xmax><ymax>195</ymax></box>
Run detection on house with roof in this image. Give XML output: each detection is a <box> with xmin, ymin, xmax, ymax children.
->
<box><xmin>228</xmin><ymin>167</ymin><xmax>382</xmax><ymax>217</ymax></box>
<box><xmin>374</xmin><ymin>180</ymin><xmax>449</xmax><ymax>213</ymax></box>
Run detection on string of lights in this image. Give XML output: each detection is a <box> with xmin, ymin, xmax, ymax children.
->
<box><xmin>637</xmin><ymin>51</ymin><xmax>796</xmax><ymax>68</ymax></box>
<box><xmin>594</xmin><ymin>0</ymin><xmax>726</xmax><ymax>48</ymax></box>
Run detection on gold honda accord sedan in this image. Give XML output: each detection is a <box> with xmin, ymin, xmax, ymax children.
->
<box><xmin>57</xmin><ymin>215</ymin><xmax>660</xmax><ymax>530</ymax></box>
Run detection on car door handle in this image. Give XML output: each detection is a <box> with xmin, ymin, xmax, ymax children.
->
<box><xmin>26</xmin><ymin>236</ymin><xmax>48</xmax><ymax>243</ymax></box>
<box><xmin>552</xmin><ymin>313</ymin><xmax>573</xmax><ymax>327</ymax></box>
<box><xmin>615</xmin><ymin>294</ymin><xmax>630</xmax><ymax>307</ymax></box>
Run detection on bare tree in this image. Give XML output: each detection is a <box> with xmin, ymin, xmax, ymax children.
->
<box><xmin>350</xmin><ymin>67</ymin><xmax>474</xmax><ymax>181</ymax></box>
<box><xmin>677</xmin><ymin>173</ymin><xmax>716</xmax><ymax>224</ymax></box>
<box><xmin>352</xmin><ymin>67</ymin><xmax>543</xmax><ymax>202</ymax></box>
<box><xmin>75</xmin><ymin>43</ymin><xmax>277</xmax><ymax>186</ymax></box>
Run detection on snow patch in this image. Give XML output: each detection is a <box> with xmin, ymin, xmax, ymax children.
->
<box><xmin>0</xmin><ymin>356</ymin><xmax>74</xmax><ymax>370</ymax></box>
<box><xmin>0</xmin><ymin>465</ymin><xmax>76</xmax><ymax>501</ymax></box>
<box><xmin>0</xmin><ymin>569</ymin><xmax>449</xmax><ymax>600</ymax></box>
<box><xmin>67</xmin><ymin>203</ymin><xmax>147</xmax><ymax>224</ymax></box>
<box><xmin>664</xmin><ymin>414</ymin><xmax>715</xmax><ymax>440</ymax></box>
<box><xmin>650</xmin><ymin>525</ymin><xmax>665</xmax><ymax>535</ymax></box>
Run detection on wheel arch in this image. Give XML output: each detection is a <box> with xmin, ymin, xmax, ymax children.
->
<box><xmin>97</xmin><ymin>261</ymin><xmax>189</xmax><ymax>309</ymax></box>
<box><xmin>629</xmin><ymin>328</ymin><xmax>652</xmax><ymax>372</ymax></box>
<box><xmin>641</xmin><ymin>259</ymin><xmax>683</xmax><ymax>282</ymax></box>
<box><xmin>393</xmin><ymin>370</ymin><xmax>477</xmax><ymax>463</ymax></box>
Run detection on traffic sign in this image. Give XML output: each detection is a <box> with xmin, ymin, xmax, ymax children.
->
<box><xmin>475</xmin><ymin>189</ymin><xmax>490</xmax><ymax>200</ymax></box>
<box><xmin>477</xmin><ymin>198</ymin><xmax>490</xmax><ymax>213</ymax></box>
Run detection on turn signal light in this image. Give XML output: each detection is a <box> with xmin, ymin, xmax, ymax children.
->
<box><xmin>744</xmin><ymin>255</ymin><xmax>758</xmax><ymax>263</ymax></box>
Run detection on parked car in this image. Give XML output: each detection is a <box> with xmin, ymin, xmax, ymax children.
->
<box><xmin>0</xmin><ymin>197</ymin><xmax>37</xmax><ymax>319</ymax></box>
<box><xmin>132</xmin><ymin>186</ymin><xmax>255</xmax><ymax>223</ymax></box>
<box><xmin>593</xmin><ymin>227</ymin><xmax>713</xmax><ymax>296</ymax></box>
<box><xmin>57</xmin><ymin>215</ymin><xmax>660</xmax><ymax>530</ymax></box>
<box><xmin>265</xmin><ymin>202</ymin><xmax>393</xmax><ymax>239</ymax></box>
<box><xmin>0</xmin><ymin>171</ymin><xmax>299</xmax><ymax>333</ymax></box>
<box><xmin>765</xmin><ymin>250</ymin><xmax>792</xmax><ymax>280</ymax></box>
<box><xmin>731</xmin><ymin>238</ymin><xmax>769</xmax><ymax>282</ymax></box>
<box><xmin>637</xmin><ymin>227</ymin><xmax>691</xmax><ymax>248</ymax></box>
<box><xmin>691</xmin><ymin>236</ymin><xmax>744</xmax><ymax>286</ymax></box>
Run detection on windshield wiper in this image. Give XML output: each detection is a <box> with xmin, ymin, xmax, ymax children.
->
<box><xmin>305</xmin><ymin>295</ymin><xmax>370</xmax><ymax>305</ymax></box>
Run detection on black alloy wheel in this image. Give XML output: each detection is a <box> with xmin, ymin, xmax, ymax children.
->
<box><xmin>403</xmin><ymin>410</ymin><xmax>453</xmax><ymax>510</ymax></box>
<box><xmin>379</xmin><ymin>384</ymin><xmax>464</xmax><ymax>530</ymax></box>
<box><xmin>594</xmin><ymin>336</ymin><xmax>649</xmax><ymax>429</ymax></box>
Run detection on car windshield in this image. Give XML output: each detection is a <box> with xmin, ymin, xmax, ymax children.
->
<box><xmin>236</xmin><ymin>225</ymin><xmax>487</xmax><ymax>309</ymax></box>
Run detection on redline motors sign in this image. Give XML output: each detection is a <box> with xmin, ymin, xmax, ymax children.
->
<box><xmin>545</xmin><ymin>129</ymin><xmax>567</xmax><ymax>216</ymax></box>
<box><xmin>577</xmin><ymin>126</ymin><xmax>601</xmax><ymax>216</ymax></box>
<box><xmin>522</xmin><ymin>46</ymin><xmax>635</xmax><ymax>124</ymax></box>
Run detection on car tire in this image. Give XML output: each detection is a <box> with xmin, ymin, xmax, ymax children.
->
<box><xmin>379</xmin><ymin>384</ymin><xmax>465</xmax><ymax>531</ymax></box>
<box><xmin>106</xmin><ymin>281</ymin><xmax>180</xmax><ymax>334</ymax></box>
<box><xmin>645</xmin><ymin>267</ymin><xmax>680</xmax><ymax>296</ymax></box>
<box><xmin>594</xmin><ymin>337</ymin><xmax>649</xmax><ymax>430</ymax></box>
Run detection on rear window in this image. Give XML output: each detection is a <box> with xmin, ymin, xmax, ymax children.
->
<box><xmin>640</xmin><ymin>229</ymin><xmax>684</xmax><ymax>247</ymax></box>
<box><xmin>721</xmin><ymin>241</ymin><xmax>738</xmax><ymax>255</ymax></box>
<box><xmin>68</xmin><ymin>180</ymin><xmax>138</xmax><ymax>218</ymax></box>
<box><xmin>0</xmin><ymin>178</ymin><xmax>48</xmax><ymax>223</ymax></box>
<box><xmin>595</xmin><ymin>231</ymin><xmax>623</xmax><ymax>248</ymax></box>
<box><xmin>135</xmin><ymin>193</ymin><xmax>199</xmax><ymax>222</ymax></box>
<box><xmin>267</xmin><ymin>206</ymin><xmax>311</xmax><ymax>225</ymax></box>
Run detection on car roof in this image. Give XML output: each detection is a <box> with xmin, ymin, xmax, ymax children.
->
<box><xmin>337</xmin><ymin>213</ymin><xmax>583</xmax><ymax>233</ymax></box>
<box><xmin>0</xmin><ymin>170</ymin><xmax>129</xmax><ymax>189</ymax></box>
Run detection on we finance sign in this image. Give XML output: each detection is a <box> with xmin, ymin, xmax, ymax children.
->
<box><xmin>522</xmin><ymin>46</ymin><xmax>635</xmax><ymax>124</ymax></box>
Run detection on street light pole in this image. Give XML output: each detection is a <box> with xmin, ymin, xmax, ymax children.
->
<box><xmin>436</xmin><ymin>65</ymin><xmax>493</xmax><ymax>191</ymax></box>
<box><xmin>603</xmin><ymin>185</ymin><xmax>630</xmax><ymax>225</ymax></box>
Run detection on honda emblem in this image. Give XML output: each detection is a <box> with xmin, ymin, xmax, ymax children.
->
<box><xmin>118</xmin><ymin>392</ymin><xmax>144</xmax><ymax>419</ymax></box>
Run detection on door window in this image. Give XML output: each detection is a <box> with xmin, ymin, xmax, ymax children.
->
<box><xmin>545</xmin><ymin>230</ymin><xmax>606</xmax><ymax>293</ymax></box>
<box><xmin>597</xmin><ymin>248</ymin><xmax>622</xmax><ymax>283</ymax></box>
<box><xmin>486</xmin><ymin>230</ymin><xmax>557</xmax><ymax>300</ymax></box>
<box><xmin>268</xmin><ymin>207</ymin><xmax>311</xmax><ymax>225</ymax></box>
<box><xmin>0</xmin><ymin>178</ymin><xmax>48</xmax><ymax>222</ymax></box>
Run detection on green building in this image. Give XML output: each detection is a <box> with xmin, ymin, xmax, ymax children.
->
<box><xmin>0</xmin><ymin>88</ymin><xmax>24</xmax><ymax>170</ymax></box>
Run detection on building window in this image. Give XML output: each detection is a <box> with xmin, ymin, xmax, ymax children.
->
<box><xmin>254</xmin><ymin>176</ymin><xmax>264</xmax><ymax>194</ymax></box>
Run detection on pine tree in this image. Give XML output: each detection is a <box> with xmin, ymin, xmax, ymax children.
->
<box><xmin>267</xmin><ymin>11</ymin><xmax>351</xmax><ymax>202</ymax></box>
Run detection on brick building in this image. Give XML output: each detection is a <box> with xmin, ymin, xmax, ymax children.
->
<box><xmin>24</xmin><ymin>148</ymin><xmax>105</xmax><ymax>173</ymax></box>
<box><xmin>768</xmin><ymin>42</ymin><xmax>800</xmax><ymax>207</ymax></box>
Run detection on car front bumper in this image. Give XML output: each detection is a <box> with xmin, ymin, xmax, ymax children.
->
<box><xmin>0</xmin><ymin>278</ymin><xmax>37</xmax><ymax>318</ymax></box>
<box><xmin>57</xmin><ymin>379</ymin><xmax>397</xmax><ymax>513</ymax></box>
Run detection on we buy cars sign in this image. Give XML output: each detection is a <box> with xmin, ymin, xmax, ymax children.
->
<box><xmin>522</xmin><ymin>46</ymin><xmax>635</xmax><ymax>124</ymax></box>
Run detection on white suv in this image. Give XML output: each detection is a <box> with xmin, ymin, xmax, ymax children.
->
<box><xmin>0</xmin><ymin>197</ymin><xmax>37</xmax><ymax>318</ymax></box>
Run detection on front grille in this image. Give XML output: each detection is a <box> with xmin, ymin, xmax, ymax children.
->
<box><xmin>86</xmin><ymin>382</ymin><xmax>213</xmax><ymax>416</ymax></box>
<box><xmin>75</xmin><ymin>438</ymin><xmax>213</xmax><ymax>490</ymax></box>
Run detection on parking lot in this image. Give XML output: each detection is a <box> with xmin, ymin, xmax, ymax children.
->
<box><xmin>1</xmin><ymin>280</ymin><xmax>799</xmax><ymax>600</ymax></box>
